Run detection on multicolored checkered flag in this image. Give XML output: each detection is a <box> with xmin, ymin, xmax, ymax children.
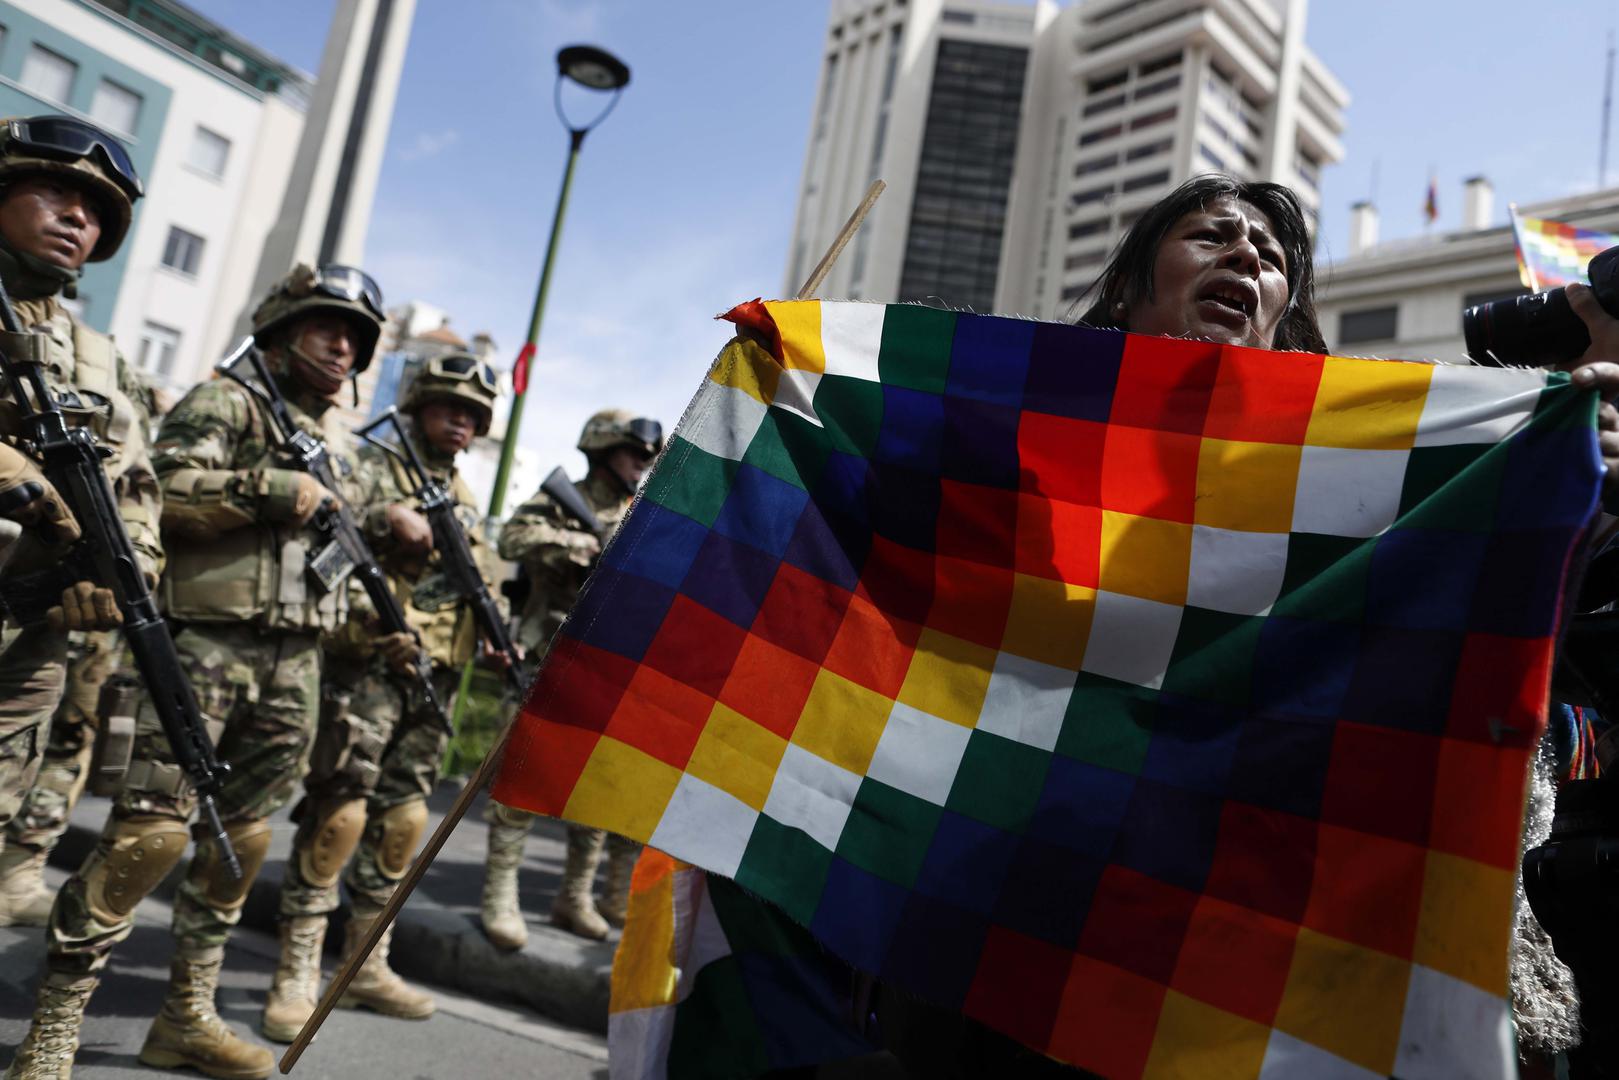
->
<box><xmin>495</xmin><ymin>301</ymin><xmax>1601</xmax><ymax>1079</ymax></box>
<box><xmin>1512</xmin><ymin>207</ymin><xmax>1619</xmax><ymax>290</ymax></box>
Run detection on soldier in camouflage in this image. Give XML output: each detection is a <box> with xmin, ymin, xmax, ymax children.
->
<box><xmin>262</xmin><ymin>352</ymin><xmax>501</xmax><ymax>1042</ymax></box>
<box><xmin>481</xmin><ymin>408</ymin><xmax>662</xmax><ymax>945</ymax></box>
<box><xmin>6</xmin><ymin>262</ymin><xmax>406</xmax><ymax>1080</ymax></box>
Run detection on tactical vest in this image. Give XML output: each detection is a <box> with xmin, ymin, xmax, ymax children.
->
<box><xmin>382</xmin><ymin>443</ymin><xmax>482</xmax><ymax>669</ymax></box>
<box><xmin>160</xmin><ymin>380</ymin><xmax>352</xmax><ymax>634</ymax></box>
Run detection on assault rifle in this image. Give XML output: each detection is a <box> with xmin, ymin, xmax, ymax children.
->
<box><xmin>216</xmin><ymin>341</ymin><xmax>452</xmax><ymax>735</ymax></box>
<box><xmin>0</xmin><ymin>280</ymin><xmax>239</xmax><ymax>879</ymax></box>
<box><xmin>357</xmin><ymin>407</ymin><xmax>524</xmax><ymax>692</ymax></box>
<box><xmin>539</xmin><ymin>466</ymin><xmax>605</xmax><ymax>536</ymax></box>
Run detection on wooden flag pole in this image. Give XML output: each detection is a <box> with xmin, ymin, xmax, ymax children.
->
<box><xmin>277</xmin><ymin>721</ymin><xmax>516</xmax><ymax>1073</ymax></box>
<box><xmin>796</xmin><ymin>179</ymin><xmax>885</xmax><ymax>299</ymax></box>
<box><xmin>280</xmin><ymin>178</ymin><xmax>889</xmax><ymax>1073</ymax></box>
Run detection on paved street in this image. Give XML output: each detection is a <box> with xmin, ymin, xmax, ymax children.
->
<box><xmin>0</xmin><ymin>867</ymin><xmax>609</xmax><ymax>1080</ymax></box>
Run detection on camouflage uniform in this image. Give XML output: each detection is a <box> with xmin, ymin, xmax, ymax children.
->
<box><xmin>263</xmin><ymin>352</ymin><xmax>499</xmax><ymax>1041</ymax></box>
<box><xmin>483</xmin><ymin>430</ymin><xmax>646</xmax><ymax>946</ymax></box>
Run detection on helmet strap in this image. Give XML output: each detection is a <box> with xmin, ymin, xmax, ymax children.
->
<box><xmin>287</xmin><ymin>338</ymin><xmax>349</xmax><ymax>400</ymax></box>
<box><xmin>0</xmin><ymin>230</ymin><xmax>80</xmax><ymax>300</ymax></box>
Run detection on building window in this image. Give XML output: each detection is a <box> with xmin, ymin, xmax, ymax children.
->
<box><xmin>1082</xmin><ymin>93</ymin><xmax>1126</xmax><ymax>118</ymax></box>
<box><xmin>1064</xmin><ymin>250</ymin><xmax>1106</xmax><ymax>271</ymax></box>
<box><xmin>1126</xmin><ymin>138</ymin><xmax>1172</xmax><ymax>162</ymax></box>
<box><xmin>1071</xmin><ymin>184</ymin><xmax>1113</xmax><ymax>207</ymax></box>
<box><xmin>1138</xmin><ymin>52</ymin><xmax>1182</xmax><ymax>76</ymax></box>
<box><xmin>1087</xmin><ymin>70</ymin><xmax>1127</xmax><ymax>95</ymax></box>
<box><xmin>1199</xmin><ymin>142</ymin><xmax>1228</xmax><ymax>171</ymax></box>
<box><xmin>89</xmin><ymin>79</ymin><xmax>142</xmax><ymax>136</ymax></box>
<box><xmin>1073</xmin><ymin>152</ymin><xmax>1118</xmax><ymax>177</ymax></box>
<box><xmin>161</xmin><ymin>226</ymin><xmax>205</xmax><ymax>276</ymax></box>
<box><xmin>136</xmin><ymin>321</ymin><xmax>181</xmax><ymax>379</ymax></box>
<box><xmin>188</xmin><ymin>126</ymin><xmax>231</xmax><ymax>178</ymax></box>
<box><xmin>1068</xmin><ymin>217</ymin><xmax>1107</xmax><ymax>240</ymax></box>
<box><xmin>1078</xmin><ymin>123</ymin><xmax>1122</xmax><ymax>147</ymax></box>
<box><xmin>941</xmin><ymin>9</ymin><xmax>975</xmax><ymax>23</ymax></box>
<box><xmin>21</xmin><ymin>44</ymin><xmax>77</xmax><ymax>104</ymax></box>
<box><xmin>1134</xmin><ymin>74</ymin><xmax>1180</xmax><ymax>100</ymax></box>
<box><xmin>1121</xmin><ymin>169</ymin><xmax>1170</xmax><ymax>193</ymax></box>
<box><xmin>1338</xmin><ymin>306</ymin><xmax>1399</xmax><ymax>345</ymax></box>
<box><xmin>1130</xmin><ymin>107</ymin><xmax>1176</xmax><ymax>131</ymax></box>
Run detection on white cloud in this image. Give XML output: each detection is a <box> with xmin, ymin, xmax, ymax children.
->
<box><xmin>396</xmin><ymin>129</ymin><xmax>460</xmax><ymax>162</ymax></box>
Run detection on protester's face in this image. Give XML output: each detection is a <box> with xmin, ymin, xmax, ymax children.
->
<box><xmin>1127</xmin><ymin>196</ymin><xmax>1290</xmax><ymax>349</ymax></box>
<box><xmin>419</xmin><ymin>399</ymin><xmax>478</xmax><ymax>455</ymax></box>
<box><xmin>0</xmin><ymin>177</ymin><xmax>103</xmax><ymax>271</ymax></box>
<box><xmin>289</xmin><ymin>314</ymin><xmax>358</xmax><ymax>398</ymax></box>
<box><xmin>605</xmin><ymin>446</ymin><xmax>651</xmax><ymax>491</ymax></box>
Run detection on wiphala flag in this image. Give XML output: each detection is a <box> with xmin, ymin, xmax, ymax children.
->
<box><xmin>494</xmin><ymin>300</ymin><xmax>1601</xmax><ymax>1079</ymax></box>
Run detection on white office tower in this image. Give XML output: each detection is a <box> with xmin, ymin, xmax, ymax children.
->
<box><xmin>245</xmin><ymin>0</ymin><xmax>415</xmax><ymax>305</ymax></box>
<box><xmin>786</xmin><ymin>0</ymin><xmax>1348</xmax><ymax>320</ymax></box>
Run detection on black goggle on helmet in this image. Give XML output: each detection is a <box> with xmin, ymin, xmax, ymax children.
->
<box><xmin>250</xmin><ymin>263</ymin><xmax>386</xmax><ymax>375</ymax></box>
<box><xmin>0</xmin><ymin>115</ymin><xmax>143</xmax><ymax>260</ymax></box>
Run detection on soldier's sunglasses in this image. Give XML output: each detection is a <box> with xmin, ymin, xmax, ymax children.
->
<box><xmin>432</xmin><ymin>354</ymin><xmax>499</xmax><ymax>393</ymax></box>
<box><xmin>4</xmin><ymin>116</ymin><xmax>143</xmax><ymax>200</ymax></box>
<box><xmin>626</xmin><ymin>418</ymin><xmax>663</xmax><ymax>453</ymax></box>
<box><xmin>310</xmin><ymin>264</ymin><xmax>385</xmax><ymax>322</ymax></box>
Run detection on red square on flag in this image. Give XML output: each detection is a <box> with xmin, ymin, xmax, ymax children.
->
<box><xmin>490</xmin><ymin>716</ymin><xmax>600</xmax><ymax>817</ymax></box>
<box><xmin>753</xmin><ymin>562</ymin><xmax>854</xmax><ymax>665</ymax></box>
<box><xmin>1110</xmin><ymin>335</ymin><xmax>1221</xmax><ymax>436</ymax></box>
<box><xmin>1049</xmin><ymin>956</ymin><xmax>1165</xmax><ymax>1079</ymax></box>
<box><xmin>1018</xmin><ymin>494</ymin><xmax>1102</xmax><ymax>588</ymax></box>
<box><xmin>824</xmin><ymin>592</ymin><xmax>921</xmax><ymax>699</ymax></box>
<box><xmin>1171</xmin><ymin>895</ymin><xmax>1299</xmax><ymax>1025</ymax></box>
<box><xmin>929</xmin><ymin>554</ymin><xmax>1015</xmax><ymax>651</ymax></box>
<box><xmin>640</xmin><ymin>595</ymin><xmax>750</xmax><ymax>698</ymax></box>
<box><xmin>605</xmin><ymin>665</ymin><xmax>713</xmax><ymax>771</ymax></box>
<box><xmin>963</xmin><ymin>927</ymin><xmax>1072</xmax><ymax>1054</ymax></box>
<box><xmin>527</xmin><ymin>635</ymin><xmax>639</xmax><ymax>734</ymax></box>
<box><xmin>1099</xmin><ymin>425</ymin><xmax>1201</xmax><ymax>522</ymax></box>
<box><xmin>1203</xmin><ymin>345</ymin><xmax>1324</xmax><ymax>445</ymax></box>
<box><xmin>719</xmin><ymin>633</ymin><xmax>822</xmax><ymax>741</ymax></box>
<box><xmin>936</xmin><ymin>479</ymin><xmax>1019</xmax><ymax>567</ymax></box>
<box><xmin>1303</xmin><ymin>824</ymin><xmax>1425</xmax><ymax>958</ymax></box>
<box><xmin>1017</xmin><ymin>412</ymin><xmax>1106</xmax><ymax>507</ymax></box>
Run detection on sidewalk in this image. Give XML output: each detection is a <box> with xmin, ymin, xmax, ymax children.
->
<box><xmin>51</xmin><ymin>782</ymin><xmax>618</xmax><ymax>1034</ymax></box>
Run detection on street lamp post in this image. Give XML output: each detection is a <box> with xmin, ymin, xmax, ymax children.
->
<box><xmin>488</xmin><ymin>44</ymin><xmax>630</xmax><ymax>518</ymax></box>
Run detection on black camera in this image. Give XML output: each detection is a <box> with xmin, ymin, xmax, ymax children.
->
<box><xmin>1464</xmin><ymin>246</ymin><xmax>1619</xmax><ymax>366</ymax></box>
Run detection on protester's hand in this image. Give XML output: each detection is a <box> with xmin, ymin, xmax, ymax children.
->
<box><xmin>0</xmin><ymin>445</ymin><xmax>80</xmax><ymax>544</ymax></box>
<box><xmin>377</xmin><ymin>630</ymin><xmax>422</xmax><ymax>677</ymax></box>
<box><xmin>386</xmin><ymin>504</ymin><xmax>433</xmax><ymax>557</ymax></box>
<box><xmin>1564</xmin><ymin>282</ymin><xmax>1619</xmax><ymax>509</ymax></box>
<box><xmin>47</xmin><ymin>580</ymin><xmax>122</xmax><ymax>633</ymax></box>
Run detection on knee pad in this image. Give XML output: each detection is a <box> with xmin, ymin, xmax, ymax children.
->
<box><xmin>298</xmin><ymin>797</ymin><xmax>366</xmax><ymax>888</ymax></box>
<box><xmin>85</xmin><ymin>815</ymin><xmax>190</xmax><ymax>925</ymax></box>
<box><xmin>188</xmin><ymin>818</ymin><xmax>272</xmax><ymax>912</ymax></box>
<box><xmin>375</xmin><ymin>800</ymin><xmax>428</xmax><ymax>881</ymax></box>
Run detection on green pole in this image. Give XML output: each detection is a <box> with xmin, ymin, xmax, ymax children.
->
<box><xmin>489</xmin><ymin>127</ymin><xmax>588</xmax><ymax>519</ymax></box>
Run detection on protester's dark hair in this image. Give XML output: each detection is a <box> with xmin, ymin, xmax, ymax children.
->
<box><xmin>1074</xmin><ymin>175</ymin><xmax>1327</xmax><ymax>353</ymax></box>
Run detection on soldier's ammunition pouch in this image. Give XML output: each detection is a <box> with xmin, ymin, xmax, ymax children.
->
<box><xmin>308</xmin><ymin>693</ymin><xmax>384</xmax><ymax>791</ymax></box>
<box><xmin>159</xmin><ymin>469</ymin><xmax>255</xmax><ymax>543</ymax></box>
<box><xmin>84</xmin><ymin>815</ymin><xmax>189</xmax><ymax>925</ymax></box>
<box><xmin>123</xmin><ymin>758</ymin><xmax>190</xmax><ymax>798</ymax></box>
<box><xmin>88</xmin><ymin>675</ymin><xmax>140</xmax><ymax>797</ymax></box>
<box><xmin>375</xmin><ymin>799</ymin><xmax>427</xmax><ymax>881</ymax></box>
<box><xmin>189</xmin><ymin>819</ymin><xmax>271</xmax><ymax>911</ymax></box>
<box><xmin>299</xmin><ymin>798</ymin><xmax>365</xmax><ymax>888</ymax></box>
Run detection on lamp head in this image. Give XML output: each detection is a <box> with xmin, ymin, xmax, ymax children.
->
<box><xmin>557</xmin><ymin>45</ymin><xmax>630</xmax><ymax>91</ymax></box>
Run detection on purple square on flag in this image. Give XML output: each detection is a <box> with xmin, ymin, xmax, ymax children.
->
<box><xmin>942</xmin><ymin>397</ymin><xmax>1022</xmax><ymax>490</ymax></box>
<box><xmin>947</xmin><ymin>314</ymin><xmax>1035</xmax><ymax>408</ymax></box>
<box><xmin>1366</xmin><ymin>529</ymin><xmax>1488</xmax><ymax>632</ymax></box>
<box><xmin>1109</xmin><ymin>778</ymin><xmax>1224</xmax><ymax>894</ymax></box>
<box><xmin>1340</xmin><ymin>625</ymin><xmax>1464</xmax><ymax>735</ymax></box>
<box><xmin>1250</xmin><ymin>617</ymin><xmax>1359</xmax><ymax>719</ymax></box>
<box><xmin>875</xmin><ymin>386</ymin><xmax>946</xmax><ymax>473</ymax></box>
<box><xmin>1022</xmin><ymin>322</ymin><xmax>1124</xmax><ymax>422</ymax></box>
<box><xmin>992</xmin><ymin>837</ymin><xmax>1104</xmax><ymax>948</ymax></box>
<box><xmin>603</xmin><ymin>501</ymin><xmax>710</xmax><ymax>590</ymax></box>
<box><xmin>567</xmin><ymin>567</ymin><xmax>678</xmax><ymax>662</ymax></box>
<box><xmin>814</xmin><ymin>451</ymin><xmax>872</xmax><ymax>525</ymax></box>
<box><xmin>1027</xmin><ymin>757</ymin><xmax>1135</xmax><ymax>861</ymax></box>
<box><xmin>1141</xmin><ymin>694</ymin><xmax>1244</xmax><ymax>796</ymax></box>
<box><xmin>867</xmin><ymin>461</ymin><xmax>942</xmax><ymax>552</ymax></box>
<box><xmin>882</xmin><ymin>892</ymin><xmax>991</xmax><ymax>1005</ymax></box>
<box><xmin>1471</xmin><ymin>527</ymin><xmax>1581</xmax><ymax>637</ymax></box>
<box><xmin>810</xmin><ymin>858</ymin><xmax>911</xmax><ymax>974</ymax></box>
<box><xmin>783</xmin><ymin>497</ymin><xmax>866</xmax><ymax>594</ymax></box>
<box><xmin>713</xmin><ymin>463</ymin><xmax>811</xmax><ymax>558</ymax></box>
<box><xmin>914</xmin><ymin>810</ymin><xmax>1019</xmax><ymax>915</ymax></box>
<box><xmin>1225</xmin><ymin>714</ymin><xmax>1335</xmax><ymax>819</ymax></box>
<box><xmin>1502</xmin><ymin>422</ymin><xmax>1601</xmax><ymax>529</ymax></box>
<box><xmin>680</xmin><ymin>531</ymin><xmax>781</xmax><ymax>631</ymax></box>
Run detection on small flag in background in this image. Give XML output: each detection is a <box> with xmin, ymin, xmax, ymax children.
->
<box><xmin>495</xmin><ymin>300</ymin><xmax>1601</xmax><ymax>1078</ymax></box>
<box><xmin>1423</xmin><ymin>174</ymin><xmax>1439</xmax><ymax>224</ymax></box>
<box><xmin>1512</xmin><ymin>211</ymin><xmax>1619</xmax><ymax>290</ymax></box>
<box><xmin>512</xmin><ymin>342</ymin><xmax>536</xmax><ymax>395</ymax></box>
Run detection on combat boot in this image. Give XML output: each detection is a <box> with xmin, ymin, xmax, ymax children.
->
<box><xmin>479</xmin><ymin>821</ymin><xmax>529</xmax><ymax>951</ymax></box>
<box><xmin>3</xmin><ymin>972</ymin><xmax>96</xmax><ymax>1079</ymax></box>
<box><xmin>260</xmin><ymin>916</ymin><xmax>326</xmax><ymax>1043</ymax></box>
<box><xmin>550</xmin><ymin>826</ymin><xmax>608</xmax><ymax>941</ymax></box>
<box><xmin>0</xmin><ymin>843</ymin><xmax>54</xmax><ymax>928</ymax></box>
<box><xmin>336</xmin><ymin>904</ymin><xmax>434</xmax><ymax>1020</ymax></box>
<box><xmin>595</xmin><ymin>842</ymin><xmax>637</xmax><ymax>929</ymax></box>
<box><xmin>139</xmin><ymin>945</ymin><xmax>273</xmax><ymax>1080</ymax></box>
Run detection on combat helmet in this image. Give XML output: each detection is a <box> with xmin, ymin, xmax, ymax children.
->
<box><xmin>577</xmin><ymin>409</ymin><xmax>663</xmax><ymax>459</ymax></box>
<box><xmin>251</xmin><ymin>263</ymin><xmax>385</xmax><ymax>375</ymax></box>
<box><xmin>400</xmin><ymin>352</ymin><xmax>498</xmax><ymax>436</ymax></box>
<box><xmin>0</xmin><ymin>115</ymin><xmax>142</xmax><ymax>260</ymax></box>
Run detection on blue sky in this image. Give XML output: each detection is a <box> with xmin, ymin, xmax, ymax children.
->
<box><xmin>187</xmin><ymin>0</ymin><xmax>1617</xmax><ymax>483</ymax></box>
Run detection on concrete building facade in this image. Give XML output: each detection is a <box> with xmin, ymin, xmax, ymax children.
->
<box><xmin>786</xmin><ymin>0</ymin><xmax>1349</xmax><ymax>321</ymax></box>
<box><xmin>1315</xmin><ymin>180</ymin><xmax>1619</xmax><ymax>365</ymax></box>
<box><xmin>0</xmin><ymin>0</ymin><xmax>309</xmax><ymax>393</ymax></box>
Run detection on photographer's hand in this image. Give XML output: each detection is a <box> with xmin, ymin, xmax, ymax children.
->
<box><xmin>1564</xmin><ymin>283</ymin><xmax>1619</xmax><ymax>508</ymax></box>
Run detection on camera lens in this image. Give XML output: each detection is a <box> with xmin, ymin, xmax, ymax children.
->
<box><xmin>1463</xmin><ymin>288</ymin><xmax>1589</xmax><ymax>367</ymax></box>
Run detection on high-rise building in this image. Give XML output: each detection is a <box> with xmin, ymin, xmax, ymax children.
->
<box><xmin>0</xmin><ymin>0</ymin><xmax>310</xmax><ymax>394</ymax></box>
<box><xmin>785</xmin><ymin>0</ymin><xmax>1349</xmax><ymax>320</ymax></box>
